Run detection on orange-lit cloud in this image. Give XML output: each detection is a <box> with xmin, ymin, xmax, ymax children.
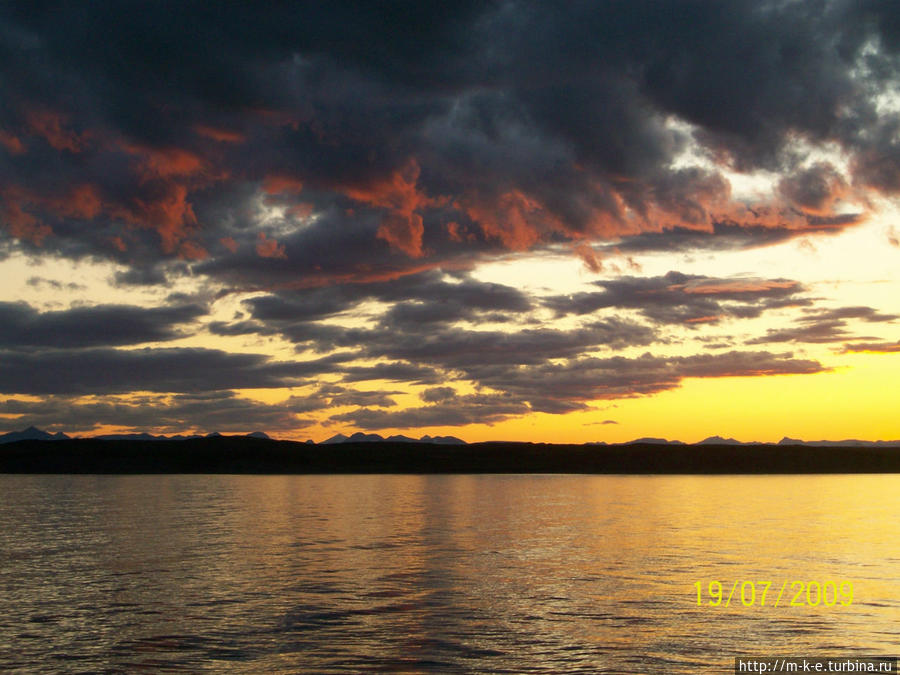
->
<box><xmin>178</xmin><ymin>240</ymin><xmax>208</xmax><ymax>260</ymax></box>
<box><xmin>49</xmin><ymin>184</ymin><xmax>103</xmax><ymax>220</ymax></box>
<box><xmin>263</xmin><ymin>175</ymin><xmax>305</xmax><ymax>194</ymax></box>
<box><xmin>463</xmin><ymin>190</ymin><xmax>550</xmax><ymax>250</ymax></box>
<box><xmin>573</xmin><ymin>242</ymin><xmax>604</xmax><ymax>273</ymax></box>
<box><xmin>194</xmin><ymin>124</ymin><xmax>245</xmax><ymax>143</ymax></box>
<box><xmin>256</xmin><ymin>232</ymin><xmax>287</xmax><ymax>259</ymax></box>
<box><xmin>26</xmin><ymin>108</ymin><xmax>88</xmax><ymax>152</ymax></box>
<box><xmin>671</xmin><ymin>278</ymin><xmax>801</xmax><ymax>295</ymax></box>
<box><xmin>121</xmin><ymin>142</ymin><xmax>206</xmax><ymax>179</ymax></box>
<box><xmin>0</xmin><ymin>130</ymin><xmax>26</xmax><ymax>154</ymax></box>
<box><xmin>341</xmin><ymin>159</ymin><xmax>433</xmax><ymax>258</ymax></box>
<box><xmin>0</xmin><ymin>187</ymin><xmax>52</xmax><ymax>245</ymax></box>
<box><xmin>114</xmin><ymin>184</ymin><xmax>199</xmax><ymax>253</ymax></box>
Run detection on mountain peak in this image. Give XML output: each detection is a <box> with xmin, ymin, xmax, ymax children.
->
<box><xmin>698</xmin><ymin>435</ymin><xmax>742</xmax><ymax>445</ymax></box>
<box><xmin>0</xmin><ymin>426</ymin><xmax>70</xmax><ymax>444</ymax></box>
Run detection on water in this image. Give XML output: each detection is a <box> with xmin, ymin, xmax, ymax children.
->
<box><xmin>1</xmin><ymin>474</ymin><xmax>898</xmax><ymax>673</ymax></box>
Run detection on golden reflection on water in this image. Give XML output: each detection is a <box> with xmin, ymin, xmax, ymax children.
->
<box><xmin>1</xmin><ymin>474</ymin><xmax>898</xmax><ymax>673</ymax></box>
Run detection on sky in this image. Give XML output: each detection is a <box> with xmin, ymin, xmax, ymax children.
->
<box><xmin>1</xmin><ymin>0</ymin><xmax>900</xmax><ymax>443</ymax></box>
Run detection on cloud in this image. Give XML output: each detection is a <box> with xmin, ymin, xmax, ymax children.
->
<box><xmin>473</xmin><ymin>350</ymin><xmax>827</xmax><ymax>418</ymax></box>
<box><xmin>0</xmin><ymin>302</ymin><xmax>206</xmax><ymax>349</ymax></box>
<box><xmin>545</xmin><ymin>271</ymin><xmax>806</xmax><ymax>325</ymax></box>
<box><xmin>351</xmin><ymin>320</ymin><xmax>659</xmax><ymax>370</ymax></box>
<box><xmin>0</xmin><ymin>347</ymin><xmax>350</xmax><ymax>395</ymax></box>
<box><xmin>329</xmin><ymin>350</ymin><xmax>826</xmax><ymax>429</ymax></box>
<box><xmin>255</xmin><ymin>232</ymin><xmax>287</xmax><ymax>259</ymax></box>
<box><xmin>420</xmin><ymin>386</ymin><xmax>457</xmax><ymax>403</ymax></box>
<box><xmin>748</xmin><ymin>305</ymin><xmax>898</xmax><ymax>344</ymax></box>
<box><xmin>340</xmin><ymin>362</ymin><xmax>443</xmax><ymax>385</ymax></box>
<box><xmin>0</xmin><ymin>392</ymin><xmax>317</xmax><ymax>435</ymax></box>
<box><xmin>232</xmin><ymin>269</ymin><xmax>534</xmax><ymax>333</ymax></box>
<box><xmin>26</xmin><ymin>276</ymin><xmax>86</xmax><ymax>292</ymax></box>
<box><xmin>608</xmin><ymin>218</ymin><xmax>865</xmax><ymax>254</ymax></box>
<box><xmin>329</xmin><ymin>393</ymin><xmax>530</xmax><ymax>430</ymax></box>
<box><xmin>888</xmin><ymin>226</ymin><xmax>899</xmax><ymax>248</ymax></box>
<box><xmin>841</xmin><ymin>341</ymin><xmax>900</xmax><ymax>354</ymax></box>
<box><xmin>3</xmin><ymin>0</ymin><xmax>900</xmax><ymax>277</ymax></box>
<box><xmin>778</xmin><ymin>162</ymin><xmax>853</xmax><ymax>216</ymax></box>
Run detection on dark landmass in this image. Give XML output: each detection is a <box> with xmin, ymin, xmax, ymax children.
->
<box><xmin>2</xmin><ymin>436</ymin><xmax>900</xmax><ymax>474</ymax></box>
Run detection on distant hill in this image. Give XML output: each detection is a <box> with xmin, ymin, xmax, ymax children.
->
<box><xmin>778</xmin><ymin>437</ymin><xmax>900</xmax><ymax>447</ymax></box>
<box><xmin>698</xmin><ymin>436</ymin><xmax>743</xmax><ymax>445</ymax></box>
<box><xmin>625</xmin><ymin>437</ymin><xmax>686</xmax><ymax>445</ymax></box>
<box><xmin>3</xmin><ymin>425</ymin><xmax>899</xmax><ymax>450</ymax></box>
<box><xmin>323</xmin><ymin>432</ymin><xmax>466</xmax><ymax>445</ymax></box>
<box><xmin>92</xmin><ymin>432</ymin><xmax>203</xmax><ymax>441</ymax></box>
<box><xmin>420</xmin><ymin>434</ymin><xmax>466</xmax><ymax>445</ymax></box>
<box><xmin>0</xmin><ymin>426</ymin><xmax>69</xmax><ymax>444</ymax></box>
<box><xmin>92</xmin><ymin>431</ymin><xmax>272</xmax><ymax>441</ymax></box>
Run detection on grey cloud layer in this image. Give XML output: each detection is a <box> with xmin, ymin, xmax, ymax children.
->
<box><xmin>0</xmin><ymin>347</ymin><xmax>350</xmax><ymax>395</ymax></box>
<box><xmin>545</xmin><ymin>272</ymin><xmax>807</xmax><ymax>325</ymax></box>
<box><xmin>330</xmin><ymin>351</ymin><xmax>826</xmax><ymax>429</ymax></box>
<box><xmin>0</xmin><ymin>302</ymin><xmax>205</xmax><ymax>349</ymax></box>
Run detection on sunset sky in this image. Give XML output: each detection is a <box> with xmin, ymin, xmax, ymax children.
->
<box><xmin>2</xmin><ymin>1</ymin><xmax>900</xmax><ymax>443</ymax></box>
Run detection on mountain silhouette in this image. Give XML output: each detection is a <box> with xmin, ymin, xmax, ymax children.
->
<box><xmin>322</xmin><ymin>432</ymin><xmax>466</xmax><ymax>445</ymax></box>
<box><xmin>0</xmin><ymin>426</ymin><xmax>69</xmax><ymax>444</ymax></box>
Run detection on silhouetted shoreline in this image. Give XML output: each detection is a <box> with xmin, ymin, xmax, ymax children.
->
<box><xmin>2</xmin><ymin>437</ymin><xmax>900</xmax><ymax>474</ymax></box>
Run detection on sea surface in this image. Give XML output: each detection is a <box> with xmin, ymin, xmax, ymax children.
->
<box><xmin>1</xmin><ymin>474</ymin><xmax>898</xmax><ymax>673</ymax></box>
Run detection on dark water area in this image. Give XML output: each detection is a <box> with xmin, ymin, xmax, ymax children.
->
<box><xmin>1</xmin><ymin>475</ymin><xmax>897</xmax><ymax>673</ymax></box>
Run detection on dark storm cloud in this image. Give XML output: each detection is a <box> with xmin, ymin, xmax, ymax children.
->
<box><xmin>0</xmin><ymin>302</ymin><xmax>205</xmax><ymax>349</ymax></box>
<box><xmin>0</xmin><ymin>347</ymin><xmax>351</xmax><ymax>395</ymax></box>
<box><xmin>608</xmin><ymin>218</ymin><xmax>866</xmax><ymax>254</ymax></box>
<box><xmin>4</xmin><ymin>0</ymin><xmax>900</xmax><ymax>274</ymax></box>
<box><xmin>778</xmin><ymin>163</ymin><xmax>850</xmax><ymax>215</ymax></box>
<box><xmin>545</xmin><ymin>272</ymin><xmax>807</xmax><ymax>325</ymax></box>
